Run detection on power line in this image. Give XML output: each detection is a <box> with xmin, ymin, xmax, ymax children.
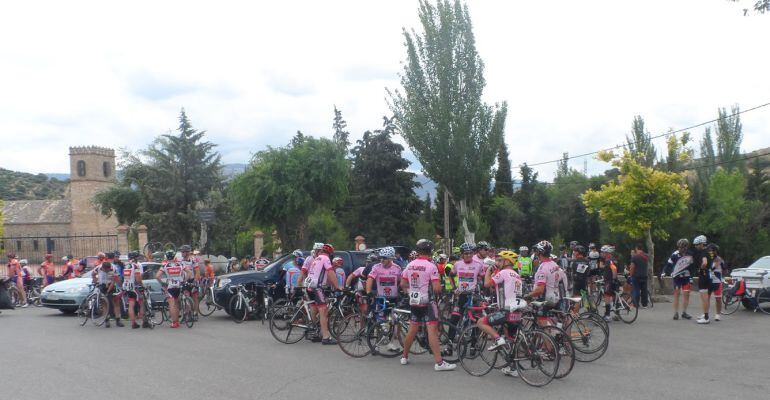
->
<box><xmin>524</xmin><ymin>101</ymin><xmax>770</xmax><ymax>167</ymax></box>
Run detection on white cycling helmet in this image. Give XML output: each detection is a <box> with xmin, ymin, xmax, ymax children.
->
<box><xmin>378</xmin><ymin>246</ymin><xmax>396</xmax><ymax>259</ymax></box>
<box><xmin>600</xmin><ymin>245</ymin><xmax>615</xmax><ymax>253</ymax></box>
<box><xmin>20</xmin><ymin>259</ymin><xmax>28</xmax><ymax>266</ymax></box>
<box><xmin>291</xmin><ymin>249</ymin><xmax>303</xmax><ymax>258</ymax></box>
<box><xmin>312</xmin><ymin>242</ymin><xmax>324</xmax><ymax>250</ymax></box>
<box><xmin>519</xmin><ymin>246</ymin><xmax>528</xmax><ymax>252</ymax></box>
<box><xmin>693</xmin><ymin>235</ymin><xmax>707</xmax><ymax>245</ymax></box>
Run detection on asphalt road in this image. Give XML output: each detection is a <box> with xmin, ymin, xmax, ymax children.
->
<box><xmin>2</xmin><ymin>301</ymin><xmax>769</xmax><ymax>400</ymax></box>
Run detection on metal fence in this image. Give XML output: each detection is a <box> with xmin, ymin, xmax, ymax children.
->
<box><xmin>0</xmin><ymin>234</ymin><xmax>118</xmax><ymax>267</ymax></box>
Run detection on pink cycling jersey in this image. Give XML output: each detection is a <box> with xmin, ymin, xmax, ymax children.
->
<box><xmin>454</xmin><ymin>259</ymin><xmax>484</xmax><ymax>293</ymax></box>
<box><xmin>534</xmin><ymin>259</ymin><xmax>563</xmax><ymax>303</ymax></box>
<box><xmin>368</xmin><ymin>263</ymin><xmax>401</xmax><ymax>298</ymax></box>
<box><xmin>491</xmin><ymin>269</ymin><xmax>522</xmax><ymax>310</ymax></box>
<box><xmin>301</xmin><ymin>254</ymin><xmax>315</xmax><ymax>273</ymax></box>
<box><xmin>350</xmin><ymin>266</ymin><xmax>366</xmax><ymax>291</ymax></box>
<box><xmin>401</xmin><ymin>257</ymin><xmax>439</xmax><ymax>306</ymax></box>
<box><xmin>304</xmin><ymin>253</ymin><xmax>332</xmax><ymax>288</ymax></box>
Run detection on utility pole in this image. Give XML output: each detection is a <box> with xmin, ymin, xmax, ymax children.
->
<box><xmin>443</xmin><ymin>189</ymin><xmax>450</xmax><ymax>254</ymax></box>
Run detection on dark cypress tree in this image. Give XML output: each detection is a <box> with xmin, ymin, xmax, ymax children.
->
<box><xmin>493</xmin><ymin>141</ymin><xmax>514</xmax><ymax>197</ymax></box>
<box><xmin>332</xmin><ymin>106</ymin><xmax>350</xmax><ymax>153</ymax></box>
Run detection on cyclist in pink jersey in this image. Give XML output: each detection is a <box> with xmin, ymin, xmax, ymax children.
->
<box><xmin>448</xmin><ymin>242</ymin><xmax>485</xmax><ymax>339</ymax></box>
<box><xmin>399</xmin><ymin>239</ymin><xmax>456</xmax><ymax>371</ymax></box>
<box><xmin>526</xmin><ymin>241</ymin><xmax>565</xmax><ymax>307</ymax></box>
<box><xmin>473</xmin><ymin>241</ymin><xmax>491</xmax><ymax>271</ymax></box>
<box><xmin>367</xmin><ymin>247</ymin><xmax>403</xmax><ymax>353</ymax></box>
<box><xmin>303</xmin><ymin>242</ymin><xmax>323</xmax><ymax>272</ymax></box>
<box><xmin>298</xmin><ymin>243</ymin><xmax>339</xmax><ymax>344</ymax></box>
<box><xmin>478</xmin><ymin>250</ymin><xmax>525</xmax><ymax>377</ymax></box>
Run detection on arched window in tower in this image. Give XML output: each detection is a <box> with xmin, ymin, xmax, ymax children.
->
<box><xmin>103</xmin><ymin>161</ymin><xmax>111</xmax><ymax>177</ymax></box>
<box><xmin>77</xmin><ymin>160</ymin><xmax>86</xmax><ymax>177</ymax></box>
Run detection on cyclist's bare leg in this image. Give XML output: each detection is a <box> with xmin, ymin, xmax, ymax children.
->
<box><xmin>319</xmin><ymin>307</ymin><xmax>331</xmax><ymax>339</ymax></box>
<box><xmin>17</xmin><ymin>278</ymin><xmax>27</xmax><ymax>304</ymax></box>
<box><xmin>426</xmin><ymin>325</ymin><xmax>444</xmax><ymax>364</ymax></box>
<box><xmin>402</xmin><ymin>323</ymin><xmax>420</xmax><ymax>360</ymax></box>
<box><xmin>128</xmin><ymin>299</ymin><xmax>136</xmax><ymax>325</ymax></box>
<box><xmin>673</xmin><ymin>287</ymin><xmax>680</xmax><ymax>313</ymax></box>
<box><xmin>715</xmin><ymin>294</ymin><xmax>722</xmax><ymax>314</ymax></box>
<box><xmin>169</xmin><ymin>297</ymin><xmax>179</xmax><ymax>323</ymax></box>
<box><xmin>682</xmin><ymin>289</ymin><xmax>690</xmax><ymax>313</ymax></box>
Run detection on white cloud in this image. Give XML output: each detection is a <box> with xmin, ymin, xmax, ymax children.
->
<box><xmin>0</xmin><ymin>0</ymin><xmax>768</xmax><ymax>182</ymax></box>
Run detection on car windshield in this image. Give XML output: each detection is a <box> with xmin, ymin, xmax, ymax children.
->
<box><xmin>747</xmin><ymin>257</ymin><xmax>770</xmax><ymax>270</ymax></box>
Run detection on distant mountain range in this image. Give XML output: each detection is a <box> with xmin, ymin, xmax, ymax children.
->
<box><xmin>1</xmin><ymin>168</ymin><xmax>68</xmax><ymax>201</ymax></box>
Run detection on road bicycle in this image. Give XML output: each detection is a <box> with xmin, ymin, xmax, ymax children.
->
<box><xmin>199</xmin><ymin>278</ymin><xmax>224</xmax><ymax>317</ymax></box>
<box><xmin>269</xmin><ymin>288</ymin><xmax>327</xmax><ymax>344</ymax></box>
<box><xmin>595</xmin><ymin>278</ymin><xmax>637</xmax><ymax>323</ymax></box>
<box><xmin>179</xmin><ymin>283</ymin><xmax>196</xmax><ymax>328</ymax></box>
<box><xmin>548</xmin><ymin>297</ymin><xmax>610</xmax><ymax>362</ymax></box>
<box><xmin>722</xmin><ymin>273</ymin><xmax>770</xmax><ymax>315</ymax></box>
<box><xmin>457</xmin><ymin>304</ymin><xmax>559</xmax><ymax>387</ymax></box>
<box><xmin>77</xmin><ymin>284</ymin><xmax>109</xmax><ymax>327</ymax></box>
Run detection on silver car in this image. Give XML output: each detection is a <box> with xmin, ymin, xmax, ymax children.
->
<box><xmin>40</xmin><ymin>261</ymin><xmax>166</xmax><ymax>313</ymax></box>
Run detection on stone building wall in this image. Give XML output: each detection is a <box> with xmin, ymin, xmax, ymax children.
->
<box><xmin>68</xmin><ymin>146</ymin><xmax>118</xmax><ymax>235</ymax></box>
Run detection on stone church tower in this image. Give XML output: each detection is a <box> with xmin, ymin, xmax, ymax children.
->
<box><xmin>68</xmin><ymin>146</ymin><xmax>118</xmax><ymax>234</ymax></box>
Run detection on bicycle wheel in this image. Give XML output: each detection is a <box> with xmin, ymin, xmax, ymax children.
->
<box><xmin>142</xmin><ymin>301</ymin><xmax>156</xmax><ymax>329</ymax></box>
<box><xmin>30</xmin><ymin>287</ymin><xmax>43</xmax><ymax>307</ymax></box>
<box><xmin>722</xmin><ymin>291</ymin><xmax>741</xmax><ymax>315</ymax></box>
<box><xmin>367</xmin><ymin>322</ymin><xmax>401</xmax><ymax>358</ymax></box>
<box><xmin>397</xmin><ymin>321</ymin><xmax>428</xmax><ymax>356</ymax></box>
<box><xmin>229</xmin><ymin>295</ymin><xmax>247</xmax><ymax>323</ymax></box>
<box><xmin>540</xmin><ymin>325</ymin><xmax>575</xmax><ymax>379</ymax></box>
<box><xmin>514</xmin><ymin>330</ymin><xmax>558</xmax><ymax>387</ymax></box>
<box><xmin>199</xmin><ymin>291</ymin><xmax>218</xmax><ymax>317</ymax></box>
<box><xmin>77</xmin><ymin>296</ymin><xmax>92</xmax><ymax>326</ymax></box>
<box><xmin>755</xmin><ymin>289</ymin><xmax>770</xmax><ymax>315</ymax></box>
<box><xmin>269</xmin><ymin>304</ymin><xmax>307</xmax><ymax>344</ymax></box>
<box><xmin>337</xmin><ymin>313</ymin><xmax>371</xmax><ymax>358</ymax></box>
<box><xmin>183</xmin><ymin>297</ymin><xmax>195</xmax><ymax>328</ymax></box>
<box><xmin>437</xmin><ymin>320</ymin><xmax>461</xmax><ymax>363</ymax></box>
<box><xmin>616</xmin><ymin>293</ymin><xmax>638</xmax><ymax>324</ymax></box>
<box><xmin>8</xmin><ymin>286</ymin><xmax>20</xmax><ymax>307</ymax></box>
<box><xmin>567</xmin><ymin>314</ymin><xmax>609</xmax><ymax>362</ymax></box>
<box><xmin>91</xmin><ymin>294</ymin><xmax>109</xmax><ymax>327</ymax></box>
<box><xmin>458</xmin><ymin>326</ymin><xmax>496</xmax><ymax>377</ymax></box>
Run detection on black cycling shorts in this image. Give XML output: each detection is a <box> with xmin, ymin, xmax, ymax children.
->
<box><xmin>410</xmin><ymin>302</ymin><xmax>439</xmax><ymax>326</ymax></box>
<box><xmin>167</xmin><ymin>287</ymin><xmax>180</xmax><ymax>299</ymax></box>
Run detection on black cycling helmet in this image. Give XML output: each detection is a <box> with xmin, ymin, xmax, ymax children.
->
<box><xmin>476</xmin><ymin>241</ymin><xmax>490</xmax><ymax>250</ymax></box>
<box><xmin>707</xmin><ymin>243</ymin><xmax>720</xmax><ymax>254</ymax></box>
<box><xmin>180</xmin><ymin>245</ymin><xmax>192</xmax><ymax>252</ymax></box>
<box><xmin>113</xmin><ymin>250</ymin><xmax>121</xmax><ymax>257</ymax></box>
<box><xmin>569</xmin><ymin>241</ymin><xmax>579</xmax><ymax>247</ymax></box>
<box><xmin>79</xmin><ymin>259</ymin><xmax>87</xmax><ymax>267</ymax></box>
<box><xmin>104</xmin><ymin>251</ymin><xmax>115</xmax><ymax>259</ymax></box>
<box><xmin>165</xmin><ymin>251</ymin><xmax>175</xmax><ymax>260</ymax></box>
<box><xmin>128</xmin><ymin>251</ymin><xmax>141</xmax><ymax>260</ymax></box>
<box><xmin>534</xmin><ymin>240</ymin><xmax>553</xmax><ymax>257</ymax></box>
<box><xmin>574</xmin><ymin>245</ymin><xmax>587</xmax><ymax>256</ymax></box>
<box><xmin>415</xmin><ymin>239</ymin><xmax>433</xmax><ymax>254</ymax></box>
<box><xmin>366</xmin><ymin>252</ymin><xmax>380</xmax><ymax>263</ymax></box>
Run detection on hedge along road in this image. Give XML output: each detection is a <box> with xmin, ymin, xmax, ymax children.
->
<box><xmin>1</xmin><ymin>304</ymin><xmax>768</xmax><ymax>400</ymax></box>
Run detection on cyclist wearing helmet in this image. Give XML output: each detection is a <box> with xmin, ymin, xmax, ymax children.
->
<box><xmin>478</xmin><ymin>249</ymin><xmax>524</xmax><ymax>377</ymax></box>
<box><xmin>347</xmin><ymin>252</ymin><xmax>378</xmax><ymax>313</ymax></box>
<box><xmin>691</xmin><ymin>236</ymin><xmax>712</xmax><ymax>324</ymax></box>
<box><xmin>6</xmin><ymin>254</ymin><xmax>27</xmax><ymax>307</ymax></box>
<box><xmin>571</xmin><ymin>245</ymin><xmax>591</xmax><ymax>311</ymax></box>
<box><xmin>526</xmin><ymin>241</ymin><xmax>566</xmax><ymax>307</ymax></box>
<box><xmin>400</xmin><ymin>239</ymin><xmax>456</xmax><ymax>371</ymax></box>
<box><xmin>282</xmin><ymin>250</ymin><xmax>304</xmax><ymax>299</ymax></box>
<box><xmin>473</xmin><ymin>241</ymin><xmax>491</xmax><ymax>272</ymax></box>
<box><xmin>436</xmin><ymin>254</ymin><xmax>449</xmax><ymax>288</ymax></box>
<box><xmin>448</xmin><ymin>242</ymin><xmax>485</xmax><ymax>339</ymax></box>
<box><xmin>177</xmin><ymin>245</ymin><xmax>201</xmax><ymax>316</ymax></box>
<box><xmin>367</xmin><ymin>247</ymin><xmax>403</xmax><ymax>353</ymax></box>
<box><xmin>662</xmin><ymin>238</ymin><xmax>694</xmax><ymax>320</ymax></box>
<box><xmin>92</xmin><ymin>253</ymin><xmax>124</xmax><ymax>328</ymax></box>
<box><xmin>123</xmin><ymin>251</ymin><xmax>148</xmax><ymax>329</ymax></box>
<box><xmin>443</xmin><ymin>255</ymin><xmax>458</xmax><ymax>292</ymax></box>
<box><xmin>599</xmin><ymin>245</ymin><xmax>619</xmax><ymax>322</ymax></box>
<box><xmin>304</xmin><ymin>242</ymin><xmax>323</xmax><ymax>273</ymax></box>
<box><xmin>517</xmin><ymin>246</ymin><xmax>533</xmax><ymax>278</ymax></box>
<box><xmin>156</xmin><ymin>252</ymin><xmax>187</xmax><ymax>328</ymax></box>
<box><xmin>299</xmin><ymin>243</ymin><xmax>339</xmax><ymax>345</ymax></box>
<box><xmin>61</xmin><ymin>255</ymin><xmax>78</xmax><ymax>280</ymax></box>
<box><xmin>699</xmin><ymin>243</ymin><xmax>724</xmax><ymax>323</ymax></box>
<box><xmin>408</xmin><ymin>251</ymin><xmax>418</xmax><ymax>262</ymax></box>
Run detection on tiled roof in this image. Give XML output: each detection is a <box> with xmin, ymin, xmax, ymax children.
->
<box><xmin>2</xmin><ymin>199</ymin><xmax>71</xmax><ymax>224</ymax></box>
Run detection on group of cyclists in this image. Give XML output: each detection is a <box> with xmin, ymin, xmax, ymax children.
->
<box><xmin>3</xmin><ymin>252</ymin><xmax>84</xmax><ymax>308</ymax></box>
<box><xmin>277</xmin><ymin>238</ymin><xmax>618</xmax><ymax>374</ymax></box>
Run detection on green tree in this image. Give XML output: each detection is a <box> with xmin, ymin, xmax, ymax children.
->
<box><xmin>513</xmin><ymin>164</ymin><xmax>548</xmax><ymax>246</ymax></box>
<box><xmin>556</xmin><ymin>152</ymin><xmax>569</xmax><ymax>178</ymax></box>
<box><xmin>583</xmin><ymin>153</ymin><xmax>690</xmax><ymax>286</ymax></box>
<box><xmin>308</xmin><ymin>209</ymin><xmax>350</xmax><ymax>250</ymax></box>
<box><xmin>493</xmin><ymin>142</ymin><xmax>514</xmax><ymax>197</ymax></box>
<box><xmin>340</xmin><ymin>117</ymin><xmax>421</xmax><ymax>245</ymax></box>
<box><xmin>663</xmin><ymin>130</ymin><xmax>693</xmax><ymax>172</ymax></box>
<box><xmin>332</xmin><ymin>106</ymin><xmax>350</xmax><ymax>153</ymax></box>
<box><xmin>716</xmin><ymin>105</ymin><xmax>744</xmax><ymax>172</ymax></box>
<box><xmin>93</xmin><ymin>110</ymin><xmax>223</xmax><ymax>245</ymax></box>
<box><xmin>487</xmin><ymin>196</ymin><xmax>524</xmax><ymax>246</ymax></box>
<box><xmin>230</xmin><ymin>136</ymin><xmax>348</xmax><ymax>250</ymax></box>
<box><xmin>0</xmin><ymin>199</ymin><xmax>4</xmax><ymax>236</ymax></box>
<box><xmin>433</xmin><ymin>184</ymin><xmax>459</xmax><ymax>241</ymax></box>
<box><xmin>388</xmin><ymin>0</ymin><xmax>508</xmax><ymax>243</ymax></box>
<box><xmin>747</xmin><ymin>157</ymin><xmax>770</xmax><ymax>201</ymax></box>
<box><xmin>627</xmin><ymin>115</ymin><xmax>657</xmax><ymax>168</ymax></box>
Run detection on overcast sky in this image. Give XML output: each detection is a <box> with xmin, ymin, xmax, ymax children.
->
<box><xmin>1</xmin><ymin>0</ymin><xmax>769</xmax><ymax>181</ymax></box>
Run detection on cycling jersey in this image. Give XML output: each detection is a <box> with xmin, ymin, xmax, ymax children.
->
<box><xmin>349</xmin><ymin>266</ymin><xmax>366</xmax><ymax>291</ymax></box>
<box><xmin>517</xmin><ymin>257</ymin><xmax>533</xmax><ymax>277</ymax></box>
<box><xmin>7</xmin><ymin>260</ymin><xmax>21</xmax><ymax>279</ymax></box>
<box><xmin>472</xmin><ymin>254</ymin><xmax>489</xmax><ymax>274</ymax></box>
<box><xmin>368</xmin><ymin>263</ymin><xmax>401</xmax><ymax>298</ymax></box>
<box><xmin>205</xmin><ymin>264</ymin><xmax>215</xmax><ymax>280</ymax></box>
<box><xmin>40</xmin><ymin>261</ymin><xmax>55</xmax><ymax>277</ymax></box>
<box><xmin>666</xmin><ymin>249</ymin><xmax>695</xmax><ymax>278</ymax></box>
<box><xmin>711</xmin><ymin>256</ymin><xmax>724</xmax><ymax>284</ymax></box>
<box><xmin>122</xmin><ymin>263</ymin><xmax>144</xmax><ymax>291</ymax></box>
<box><xmin>284</xmin><ymin>265</ymin><xmax>301</xmax><ymax>293</ymax></box>
<box><xmin>534</xmin><ymin>260</ymin><xmax>565</xmax><ymax>305</ymax></box>
<box><xmin>21</xmin><ymin>266</ymin><xmax>32</xmax><ymax>282</ymax></box>
<box><xmin>162</xmin><ymin>263</ymin><xmax>184</xmax><ymax>288</ymax></box>
<box><xmin>302</xmin><ymin>254</ymin><xmax>315</xmax><ymax>273</ymax></box>
<box><xmin>442</xmin><ymin>263</ymin><xmax>456</xmax><ymax>291</ymax></box>
<box><xmin>491</xmin><ymin>269</ymin><xmax>522</xmax><ymax>311</ymax></box>
<box><xmin>571</xmin><ymin>259</ymin><xmax>589</xmax><ymax>293</ymax></box>
<box><xmin>454</xmin><ymin>259</ymin><xmax>484</xmax><ymax>293</ymax></box>
<box><xmin>95</xmin><ymin>264</ymin><xmax>116</xmax><ymax>285</ymax></box>
<box><xmin>303</xmin><ymin>253</ymin><xmax>332</xmax><ymax>289</ymax></box>
<box><xmin>401</xmin><ymin>257</ymin><xmax>439</xmax><ymax>306</ymax></box>
<box><xmin>178</xmin><ymin>257</ymin><xmax>199</xmax><ymax>281</ymax></box>
<box><xmin>603</xmin><ymin>261</ymin><xmax>618</xmax><ymax>293</ymax></box>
